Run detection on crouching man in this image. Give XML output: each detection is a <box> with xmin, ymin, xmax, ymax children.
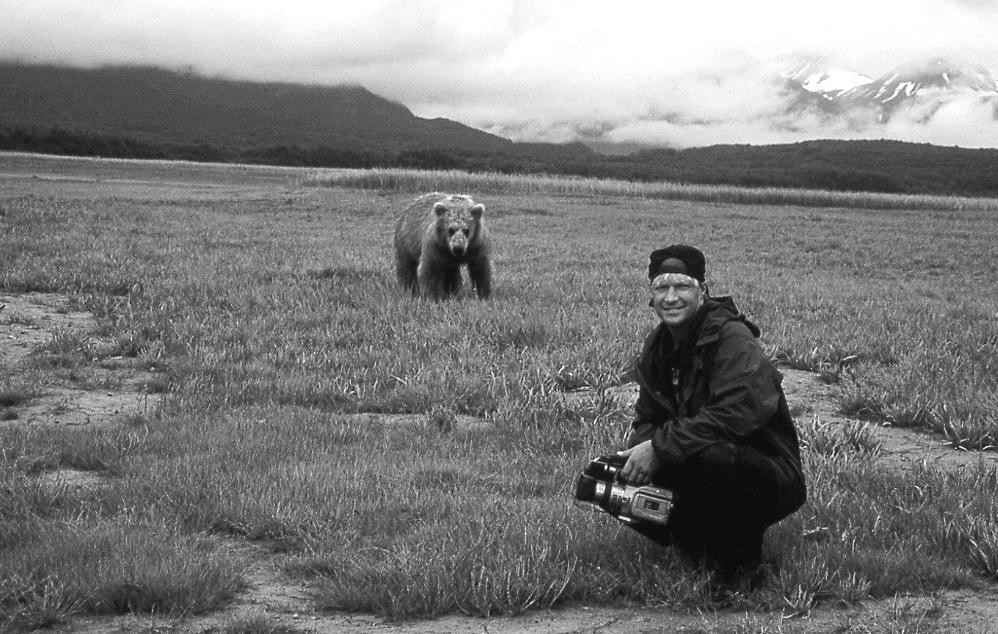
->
<box><xmin>618</xmin><ymin>244</ymin><xmax>806</xmax><ymax>581</ymax></box>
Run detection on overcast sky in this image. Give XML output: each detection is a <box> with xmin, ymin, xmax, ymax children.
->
<box><xmin>2</xmin><ymin>0</ymin><xmax>997</xmax><ymax>148</ymax></box>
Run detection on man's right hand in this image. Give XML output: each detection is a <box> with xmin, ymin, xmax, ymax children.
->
<box><xmin>616</xmin><ymin>440</ymin><xmax>661</xmax><ymax>485</ymax></box>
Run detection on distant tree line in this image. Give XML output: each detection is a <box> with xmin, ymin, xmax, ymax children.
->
<box><xmin>2</xmin><ymin>124</ymin><xmax>997</xmax><ymax>198</ymax></box>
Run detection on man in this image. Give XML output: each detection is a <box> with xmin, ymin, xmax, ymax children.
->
<box><xmin>617</xmin><ymin>244</ymin><xmax>806</xmax><ymax>580</ymax></box>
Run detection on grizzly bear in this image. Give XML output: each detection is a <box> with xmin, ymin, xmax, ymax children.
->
<box><xmin>393</xmin><ymin>193</ymin><xmax>492</xmax><ymax>300</ymax></box>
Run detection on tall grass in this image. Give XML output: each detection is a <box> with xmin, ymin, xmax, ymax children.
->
<box><xmin>301</xmin><ymin>166</ymin><xmax>998</xmax><ymax>211</ymax></box>
<box><xmin>1</xmin><ymin>156</ymin><xmax>997</xmax><ymax>627</ymax></box>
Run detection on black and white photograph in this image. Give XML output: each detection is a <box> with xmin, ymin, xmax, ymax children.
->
<box><xmin>1</xmin><ymin>2</ymin><xmax>997</xmax><ymax>632</ymax></box>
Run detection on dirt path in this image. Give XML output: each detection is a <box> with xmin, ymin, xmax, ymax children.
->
<box><xmin>4</xmin><ymin>291</ymin><xmax>998</xmax><ymax>633</ymax></box>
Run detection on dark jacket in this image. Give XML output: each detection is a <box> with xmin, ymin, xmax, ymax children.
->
<box><xmin>628</xmin><ymin>296</ymin><xmax>806</xmax><ymax>523</ymax></box>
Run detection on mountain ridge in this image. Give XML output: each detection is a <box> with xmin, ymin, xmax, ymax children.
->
<box><xmin>0</xmin><ymin>62</ymin><xmax>521</xmax><ymax>154</ymax></box>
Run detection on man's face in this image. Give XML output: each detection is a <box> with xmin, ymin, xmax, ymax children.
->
<box><xmin>650</xmin><ymin>273</ymin><xmax>703</xmax><ymax>327</ymax></box>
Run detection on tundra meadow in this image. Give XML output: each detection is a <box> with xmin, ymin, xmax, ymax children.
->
<box><xmin>1</xmin><ymin>153</ymin><xmax>997</xmax><ymax>631</ymax></box>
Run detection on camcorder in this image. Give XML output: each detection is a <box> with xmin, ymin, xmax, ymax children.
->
<box><xmin>574</xmin><ymin>454</ymin><xmax>672</xmax><ymax>526</ymax></box>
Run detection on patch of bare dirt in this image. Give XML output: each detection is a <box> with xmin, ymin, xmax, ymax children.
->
<box><xmin>780</xmin><ymin>367</ymin><xmax>998</xmax><ymax>473</ymax></box>
<box><xmin>1</xmin><ymin>292</ymin><xmax>160</xmax><ymax>429</ymax></box>
<box><xmin>35</xmin><ymin>467</ymin><xmax>111</xmax><ymax>492</ymax></box>
<box><xmin>1</xmin><ymin>292</ymin><xmax>97</xmax><ymax>364</ymax></box>
<box><xmin>5</xmin><ymin>291</ymin><xmax>998</xmax><ymax>633</ymax></box>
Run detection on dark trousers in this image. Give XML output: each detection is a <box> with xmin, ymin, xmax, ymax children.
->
<box><xmin>631</xmin><ymin>442</ymin><xmax>784</xmax><ymax>573</ymax></box>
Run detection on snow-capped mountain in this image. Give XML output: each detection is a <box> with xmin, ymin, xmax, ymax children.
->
<box><xmin>780</xmin><ymin>56</ymin><xmax>998</xmax><ymax>122</ymax></box>
<box><xmin>778</xmin><ymin>56</ymin><xmax>873</xmax><ymax>95</ymax></box>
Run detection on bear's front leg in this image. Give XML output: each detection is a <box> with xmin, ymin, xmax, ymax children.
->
<box><xmin>395</xmin><ymin>252</ymin><xmax>420</xmax><ymax>295</ymax></box>
<box><xmin>468</xmin><ymin>257</ymin><xmax>492</xmax><ymax>299</ymax></box>
<box><xmin>417</xmin><ymin>260</ymin><xmax>460</xmax><ymax>300</ymax></box>
<box><xmin>442</xmin><ymin>267</ymin><xmax>463</xmax><ymax>297</ymax></box>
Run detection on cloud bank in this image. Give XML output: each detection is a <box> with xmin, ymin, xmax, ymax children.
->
<box><xmin>1</xmin><ymin>0</ymin><xmax>997</xmax><ymax>148</ymax></box>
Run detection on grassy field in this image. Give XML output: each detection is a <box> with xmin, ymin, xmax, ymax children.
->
<box><xmin>1</xmin><ymin>153</ymin><xmax>997</xmax><ymax>630</ymax></box>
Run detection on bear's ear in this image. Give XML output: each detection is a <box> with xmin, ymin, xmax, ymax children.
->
<box><xmin>470</xmin><ymin>204</ymin><xmax>484</xmax><ymax>219</ymax></box>
<box><xmin>433</xmin><ymin>202</ymin><xmax>448</xmax><ymax>217</ymax></box>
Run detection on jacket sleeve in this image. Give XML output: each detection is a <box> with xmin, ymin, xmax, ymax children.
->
<box><xmin>651</xmin><ymin>322</ymin><xmax>782</xmax><ymax>467</ymax></box>
<box><xmin>626</xmin><ymin>385</ymin><xmax>667</xmax><ymax>448</ymax></box>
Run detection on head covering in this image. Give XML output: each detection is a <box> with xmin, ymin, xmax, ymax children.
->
<box><xmin>648</xmin><ymin>245</ymin><xmax>706</xmax><ymax>283</ymax></box>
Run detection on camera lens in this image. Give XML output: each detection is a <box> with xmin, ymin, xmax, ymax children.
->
<box><xmin>575</xmin><ymin>473</ymin><xmax>599</xmax><ymax>503</ymax></box>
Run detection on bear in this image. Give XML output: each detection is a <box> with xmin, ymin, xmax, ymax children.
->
<box><xmin>393</xmin><ymin>192</ymin><xmax>492</xmax><ymax>300</ymax></box>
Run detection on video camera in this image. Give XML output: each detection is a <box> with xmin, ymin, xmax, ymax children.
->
<box><xmin>574</xmin><ymin>454</ymin><xmax>672</xmax><ymax>526</ymax></box>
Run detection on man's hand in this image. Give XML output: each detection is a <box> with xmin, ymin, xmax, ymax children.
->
<box><xmin>617</xmin><ymin>440</ymin><xmax>661</xmax><ymax>485</ymax></box>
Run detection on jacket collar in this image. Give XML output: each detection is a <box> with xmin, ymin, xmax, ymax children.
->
<box><xmin>696</xmin><ymin>295</ymin><xmax>759</xmax><ymax>343</ymax></box>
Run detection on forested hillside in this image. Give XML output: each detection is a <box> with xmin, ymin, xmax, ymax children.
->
<box><xmin>0</xmin><ymin>63</ymin><xmax>515</xmax><ymax>153</ymax></box>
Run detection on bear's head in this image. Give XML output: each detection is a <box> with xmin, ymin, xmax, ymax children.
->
<box><xmin>433</xmin><ymin>197</ymin><xmax>484</xmax><ymax>258</ymax></box>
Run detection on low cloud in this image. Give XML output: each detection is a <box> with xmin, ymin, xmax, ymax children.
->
<box><xmin>882</xmin><ymin>96</ymin><xmax>998</xmax><ymax>148</ymax></box>
<box><xmin>589</xmin><ymin>94</ymin><xmax>998</xmax><ymax>150</ymax></box>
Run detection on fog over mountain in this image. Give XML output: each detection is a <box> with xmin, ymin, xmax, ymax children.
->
<box><xmin>483</xmin><ymin>55</ymin><xmax>998</xmax><ymax>150</ymax></box>
<box><xmin>1</xmin><ymin>0</ymin><xmax>997</xmax><ymax>149</ymax></box>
